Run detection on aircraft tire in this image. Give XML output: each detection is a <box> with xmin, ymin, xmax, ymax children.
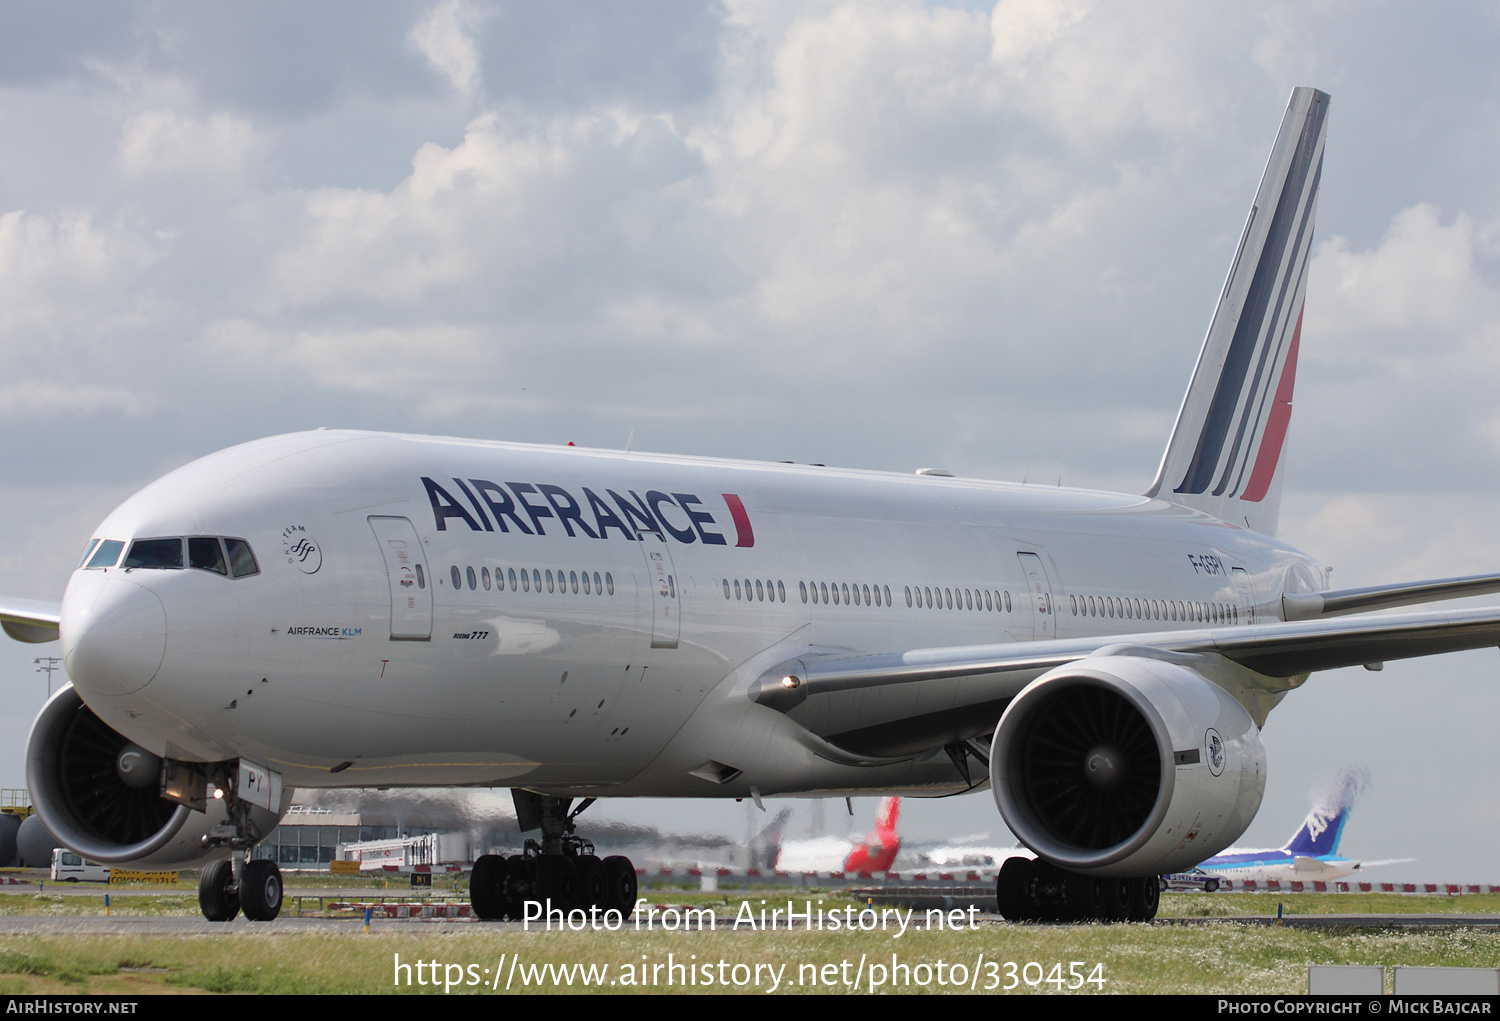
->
<box><xmin>506</xmin><ymin>855</ymin><xmax>532</xmax><ymax>920</ymax></box>
<box><xmin>603</xmin><ymin>855</ymin><xmax>637</xmax><ymax>915</ymax></box>
<box><xmin>536</xmin><ymin>855</ymin><xmax>578</xmax><ymax>912</ymax></box>
<box><xmin>575</xmin><ymin>854</ymin><xmax>607</xmax><ymax>911</ymax></box>
<box><xmin>1065</xmin><ymin>872</ymin><xmax>1107</xmax><ymax>922</ymax></box>
<box><xmin>996</xmin><ymin>856</ymin><xmax>1033</xmax><ymax>921</ymax></box>
<box><xmin>1102</xmin><ymin>877</ymin><xmax>1132</xmax><ymax>922</ymax></box>
<box><xmin>198</xmin><ymin>858</ymin><xmax>240</xmax><ymax>922</ymax></box>
<box><xmin>470</xmin><ymin>854</ymin><xmax>506</xmax><ymax>921</ymax></box>
<box><xmin>241</xmin><ymin>859</ymin><xmax>283</xmax><ymax>921</ymax></box>
<box><xmin>1126</xmin><ymin>877</ymin><xmax>1160</xmax><ymax>922</ymax></box>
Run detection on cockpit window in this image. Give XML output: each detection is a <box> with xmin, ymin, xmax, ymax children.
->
<box><xmin>124</xmin><ymin>538</ymin><xmax>184</xmax><ymax>570</ymax></box>
<box><xmin>84</xmin><ymin>539</ymin><xmax>124</xmax><ymax>570</ymax></box>
<box><xmin>78</xmin><ymin>539</ymin><xmax>100</xmax><ymax>568</ymax></box>
<box><xmin>189</xmin><ymin>537</ymin><xmax>228</xmax><ymax>576</ymax></box>
<box><xmin>224</xmin><ymin>538</ymin><xmax>259</xmax><ymax>578</ymax></box>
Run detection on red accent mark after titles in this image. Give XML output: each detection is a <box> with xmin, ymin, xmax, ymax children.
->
<box><xmin>722</xmin><ymin>493</ymin><xmax>755</xmax><ymax>547</ymax></box>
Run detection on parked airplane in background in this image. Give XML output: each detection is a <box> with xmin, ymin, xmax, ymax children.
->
<box><xmin>899</xmin><ymin>834</ymin><xmax>1029</xmax><ymax>872</ymax></box>
<box><xmin>750</xmin><ymin>806</ymin><xmax>793</xmax><ymax>873</ymax></box>
<box><xmin>1165</xmin><ymin>767</ymin><xmax>1410</xmax><ymax>890</ymax></box>
<box><xmin>775</xmin><ymin>798</ymin><xmax>901</xmax><ymax>874</ymax></box>
<box><xmin>9</xmin><ymin>86</ymin><xmax>1500</xmax><ymax>925</ymax></box>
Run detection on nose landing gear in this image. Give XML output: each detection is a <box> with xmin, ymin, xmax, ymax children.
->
<box><xmin>197</xmin><ymin>853</ymin><xmax>283</xmax><ymax>921</ymax></box>
<box><xmin>194</xmin><ymin>771</ymin><xmax>281</xmax><ymax>922</ymax></box>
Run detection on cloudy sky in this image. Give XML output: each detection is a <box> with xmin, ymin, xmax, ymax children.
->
<box><xmin>4</xmin><ymin>0</ymin><xmax>1500</xmax><ymax>878</ymax></box>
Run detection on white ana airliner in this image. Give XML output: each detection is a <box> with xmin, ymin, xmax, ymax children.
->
<box><xmin>1165</xmin><ymin>766</ymin><xmax>1411</xmax><ymax>891</ymax></box>
<box><xmin>7</xmin><ymin>87</ymin><xmax>1500</xmax><ymax>924</ymax></box>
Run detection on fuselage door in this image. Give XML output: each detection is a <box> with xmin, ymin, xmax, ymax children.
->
<box><xmin>1232</xmin><ymin>567</ymin><xmax>1257</xmax><ymax>625</ymax></box>
<box><xmin>1016</xmin><ymin>551</ymin><xmax>1055</xmax><ymax>642</ymax></box>
<box><xmin>636</xmin><ymin>527</ymin><xmax>680</xmax><ymax>650</ymax></box>
<box><xmin>368</xmin><ymin>516</ymin><xmax>432</xmax><ymax>641</ymax></box>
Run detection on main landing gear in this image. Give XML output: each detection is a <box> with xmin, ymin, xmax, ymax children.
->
<box><xmin>996</xmin><ymin>857</ymin><xmax>1159</xmax><ymax>923</ymax></box>
<box><xmin>469</xmin><ymin>793</ymin><xmax>638</xmax><ymax>922</ymax></box>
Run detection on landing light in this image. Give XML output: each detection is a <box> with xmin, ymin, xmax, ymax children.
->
<box><xmin>212</xmin><ymin>787</ymin><xmax>224</xmax><ymax>800</ymax></box>
<box><xmin>781</xmin><ymin>675</ymin><xmax>801</xmax><ymax>689</ymax></box>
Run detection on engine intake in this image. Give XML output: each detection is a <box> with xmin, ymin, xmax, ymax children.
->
<box><xmin>991</xmin><ymin>653</ymin><xmax>1265</xmax><ymax>876</ymax></box>
<box><xmin>26</xmin><ymin>685</ymin><xmax>286</xmax><ymax>866</ymax></box>
<box><xmin>27</xmin><ymin>685</ymin><xmax>190</xmax><ymax>863</ymax></box>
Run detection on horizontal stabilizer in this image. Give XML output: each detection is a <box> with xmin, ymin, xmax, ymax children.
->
<box><xmin>1282</xmin><ymin>572</ymin><xmax>1500</xmax><ymax>620</ymax></box>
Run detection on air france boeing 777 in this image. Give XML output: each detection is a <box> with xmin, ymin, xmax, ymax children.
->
<box><xmin>8</xmin><ymin>87</ymin><xmax>1500</xmax><ymax>923</ymax></box>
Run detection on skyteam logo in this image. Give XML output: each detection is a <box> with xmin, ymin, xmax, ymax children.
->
<box><xmin>1205</xmin><ymin>729</ymin><xmax>1225</xmax><ymax>776</ymax></box>
<box><xmin>281</xmin><ymin>525</ymin><xmax>323</xmax><ymax>574</ymax></box>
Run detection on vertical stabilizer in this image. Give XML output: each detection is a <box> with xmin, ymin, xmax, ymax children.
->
<box><xmin>1283</xmin><ymin>767</ymin><xmax>1367</xmax><ymax>857</ymax></box>
<box><xmin>844</xmin><ymin>797</ymin><xmax>902</xmax><ymax>874</ymax></box>
<box><xmin>873</xmin><ymin>796</ymin><xmax>900</xmax><ymax>841</ymax></box>
<box><xmin>1145</xmin><ymin>87</ymin><xmax>1329</xmax><ymax>536</ymax></box>
<box><xmin>751</xmin><ymin>807</ymin><xmax>793</xmax><ymax>871</ymax></box>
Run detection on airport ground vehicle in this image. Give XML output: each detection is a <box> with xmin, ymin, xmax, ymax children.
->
<box><xmin>50</xmin><ymin>848</ymin><xmax>109</xmax><ymax>883</ymax></box>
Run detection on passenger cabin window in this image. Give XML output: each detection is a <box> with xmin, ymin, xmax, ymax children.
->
<box><xmin>124</xmin><ymin>538</ymin><xmax>183</xmax><ymax>570</ymax></box>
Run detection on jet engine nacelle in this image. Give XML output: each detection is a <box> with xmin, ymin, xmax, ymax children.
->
<box><xmin>26</xmin><ymin>685</ymin><xmax>285</xmax><ymax>867</ymax></box>
<box><xmin>990</xmin><ymin>653</ymin><xmax>1266</xmax><ymax>877</ymax></box>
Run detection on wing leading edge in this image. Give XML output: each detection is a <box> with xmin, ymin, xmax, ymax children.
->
<box><xmin>0</xmin><ymin>597</ymin><xmax>61</xmax><ymax>644</ymax></box>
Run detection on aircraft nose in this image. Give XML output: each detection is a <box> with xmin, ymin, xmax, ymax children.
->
<box><xmin>61</xmin><ymin>573</ymin><xmax>167</xmax><ymax>697</ymax></box>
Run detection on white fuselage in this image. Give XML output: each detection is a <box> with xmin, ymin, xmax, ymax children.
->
<box><xmin>61</xmin><ymin>430</ymin><xmax>1320</xmax><ymax>801</ymax></box>
<box><xmin>1197</xmin><ymin>852</ymin><xmax>1360</xmax><ymax>884</ymax></box>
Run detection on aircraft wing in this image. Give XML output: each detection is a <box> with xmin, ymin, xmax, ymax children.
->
<box><xmin>0</xmin><ymin>596</ymin><xmax>61</xmax><ymax>644</ymax></box>
<box><xmin>752</xmin><ymin>604</ymin><xmax>1500</xmax><ymax>759</ymax></box>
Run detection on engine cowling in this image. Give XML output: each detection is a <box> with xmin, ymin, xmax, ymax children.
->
<box><xmin>990</xmin><ymin>653</ymin><xmax>1265</xmax><ymax>876</ymax></box>
<box><xmin>26</xmin><ymin>685</ymin><xmax>285</xmax><ymax>866</ymax></box>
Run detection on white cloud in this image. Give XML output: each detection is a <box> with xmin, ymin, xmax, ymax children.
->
<box><xmin>0</xmin><ymin>208</ymin><xmax>157</xmax><ymax>355</ymax></box>
<box><xmin>411</xmin><ymin>0</ymin><xmax>483</xmax><ymax>98</ymax></box>
<box><xmin>606</xmin><ymin>297</ymin><xmax>720</xmax><ymax>347</ymax></box>
<box><xmin>990</xmin><ymin>0</ymin><xmax>1089</xmax><ymax>65</ymax></box>
<box><xmin>1283</xmin><ymin>490</ymin><xmax>1500</xmax><ymax>589</ymax></box>
<box><xmin>208</xmin><ymin>319</ymin><xmax>506</xmax><ymax>416</ymax></box>
<box><xmin>117</xmin><ymin>109</ymin><xmax>267</xmax><ymax>180</ymax></box>
<box><xmin>1310</xmin><ymin>204</ymin><xmax>1498</xmax><ymax>339</ymax></box>
<box><xmin>0</xmin><ymin>381</ymin><xmax>148</xmax><ymax>420</ymax></box>
<box><xmin>266</xmin><ymin>113</ymin><xmax>577</xmax><ymax>307</ymax></box>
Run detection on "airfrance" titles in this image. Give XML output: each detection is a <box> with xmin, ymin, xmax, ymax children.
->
<box><xmin>421</xmin><ymin>477</ymin><xmax>755</xmax><ymax>548</ymax></box>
